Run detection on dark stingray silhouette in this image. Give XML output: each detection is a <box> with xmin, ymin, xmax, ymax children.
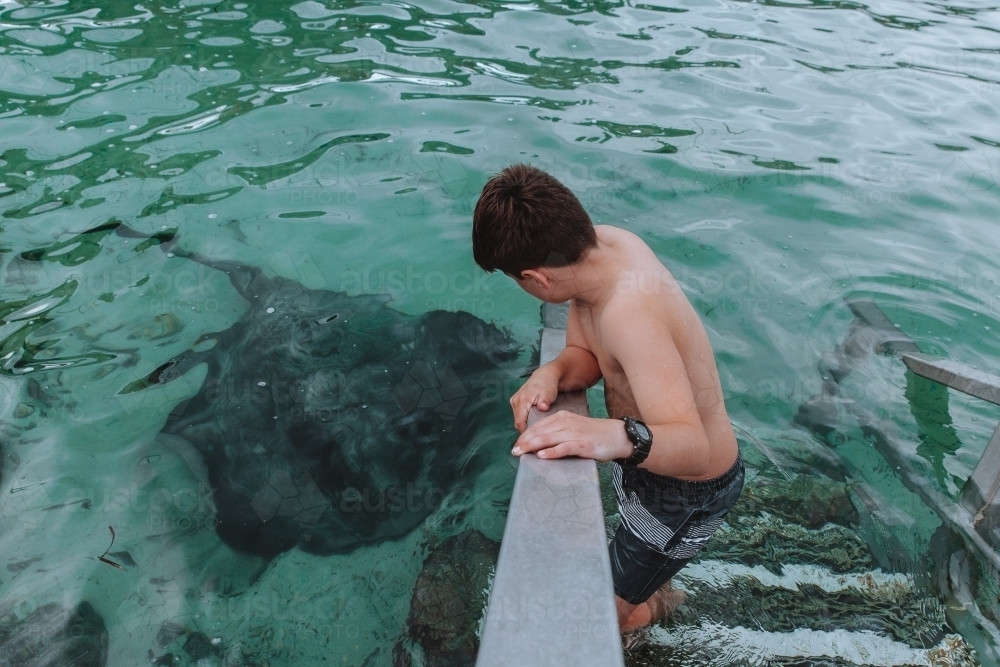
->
<box><xmin>120</xmin><ymin>229</ymin><xmax>519</xmax><ymax>559</ymax></box>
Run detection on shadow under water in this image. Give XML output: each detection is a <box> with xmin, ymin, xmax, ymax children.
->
<box><xmin>112</xmin><ymin>226</ymin><xmax>521</xmax><ymax>559</ymax></box>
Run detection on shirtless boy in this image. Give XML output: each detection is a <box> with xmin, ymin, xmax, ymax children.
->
<box><xmin>472</xmin><ymin>164</ymin><xmax>744</xmax><ymax>633</ymax></box>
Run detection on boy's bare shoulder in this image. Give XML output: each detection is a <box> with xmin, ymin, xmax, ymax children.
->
<box><xmin>595</xmin><ymin>224</ymin><xmax>644</xmax><ymax>245</ymax></box>
<box><xmin>597</xmin><ymin>227</ymin><xmax>684</xmax><ymax>340</ymax></box>
<box><xmin>597</xmin><ymin>225</ymin><xmax>667</xmax><ymax>271</ymax></box>
<box><xmin>599</xmin><ymin>279</ymin><xmax>676</xmax><ymax>343</ymax></box>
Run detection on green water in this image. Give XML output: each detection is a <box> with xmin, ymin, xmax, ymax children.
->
<box><xmin>2</xmin><ymin>0</ymin><xmax>1000</xmax><ymax>664</ymax></box>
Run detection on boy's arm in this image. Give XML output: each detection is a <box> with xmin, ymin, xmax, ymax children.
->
<box><xmin>550</xmin><ymin>300</ymin><xmax>602</xmax><ymax>392</ymax></box>
<box><xmin>603</xmin><ymin>315</ymin><xmax>713</xmax><ymax>478</ymax></box>
<box><xmin>513</xmin><ymin>304</ymin><xmax>715</xmax><ymax>478</ymax></box>
<box><xmin>510</xmin><ymin>302</ymin><xmax>601</xmax><ymax>432</ymax></box>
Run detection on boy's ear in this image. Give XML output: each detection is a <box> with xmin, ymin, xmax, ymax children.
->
<box><xmin>521</xmin><ymin>268</ymin><xmax>552</xmax><ymax>289</ymax></box>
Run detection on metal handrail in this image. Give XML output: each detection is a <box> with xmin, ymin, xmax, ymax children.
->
<box><xmin>476</xmin><ymin>303</ymin><xmax>624</xmax><ymax>667</ymax></box>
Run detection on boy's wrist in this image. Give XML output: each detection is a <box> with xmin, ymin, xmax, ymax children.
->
<box><xmin>611</xmin><ymin>419</ymin><xmax>634</xmax><ymax>460</ymax></box>
<box><xmin>536</xmin><ymin>360</ymin><xmax>564</xmax><ymax>386</ymax></box>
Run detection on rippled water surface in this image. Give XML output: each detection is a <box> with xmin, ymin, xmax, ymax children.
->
<box><xmin>2</xmin><ymin>0</ymin><xmax>1000</xmax><ymax>665</ymax></box>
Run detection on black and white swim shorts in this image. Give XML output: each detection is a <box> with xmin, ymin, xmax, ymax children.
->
<box><xmin>609</xmin><ymin>452</ymin><xmax>745</xmax><ymax>605</ymax></box>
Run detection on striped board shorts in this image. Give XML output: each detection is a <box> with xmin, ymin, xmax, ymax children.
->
<box><xmin>609</xmin><ymin>452</ymin><xmax>745</xmax><ymax>605</ymax></box>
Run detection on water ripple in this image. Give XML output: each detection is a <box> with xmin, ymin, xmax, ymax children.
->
<box><xmin>1</xmin><ymin>0</ymin><xmax>999</xmax><ymax>663</ymax></box>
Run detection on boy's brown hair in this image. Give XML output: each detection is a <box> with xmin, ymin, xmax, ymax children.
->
<box><xmin>472</xmin><ymin>164</ymin><xmax>597</xmax><ymax>276</ymax></box>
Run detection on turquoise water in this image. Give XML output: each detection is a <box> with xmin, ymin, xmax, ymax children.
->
<box><xmin>2</xmin><ymin>0</ymin><xmax>1000</xmax><ymax>664</ymax></box>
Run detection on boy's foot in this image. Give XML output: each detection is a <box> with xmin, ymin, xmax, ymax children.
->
<box><xmin>620</xmin><ymin>580</ymin><xmax>687</xmax><ymax>634</ymax></box>
<box><xmin>621</xmin><ymin>627</ymin><xmax>648</xmax><ymax>652</ymax></box>
<box><xmin>646</xmin><ymin>580</ymin><xmax>687</xmax><ymax>624</ymax></box>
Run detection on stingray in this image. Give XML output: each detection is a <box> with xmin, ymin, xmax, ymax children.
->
<box><xmin>117</xmin><ymin>226</ymin><xmax>520</xmax><ymax>559</ymax></box>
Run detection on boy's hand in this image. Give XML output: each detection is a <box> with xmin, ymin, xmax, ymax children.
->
<box><xmin>511</xmin><ymin>411</ymin><xmax>632</xmax><ymax>463</ymax></box>
<box><xmin>510</xmin><ymin>366</ymin><xmax>560</xmax><ymax>432</ymax></box>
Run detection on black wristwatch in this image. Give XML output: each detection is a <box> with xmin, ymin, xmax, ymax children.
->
<box><xmin>616</xmin><ymin>416</ymin><xmax>653</xmax><ymax>467</ymax></box>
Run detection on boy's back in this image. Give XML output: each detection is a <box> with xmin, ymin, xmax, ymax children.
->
<box><xmin>567</xmin><ymin>225</ymin><xmax>738</xmax><ymax>480</ymax></box>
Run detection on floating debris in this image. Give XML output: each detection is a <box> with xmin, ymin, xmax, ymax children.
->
<box><xmin>98</xmin><ymin>526</ymin><xmax>125</xmax><ymax>570</ymax></box>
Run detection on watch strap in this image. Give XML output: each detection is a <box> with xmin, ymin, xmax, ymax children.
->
<box><xmin>617</xmin><ymin>416</ymin><xmax>652</xmax><ymax>467</ymax></box>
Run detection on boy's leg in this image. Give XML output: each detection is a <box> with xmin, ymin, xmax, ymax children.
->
<box><xmin>609</xmin><ymin>455</ymin><xmax>745</xmax><ymax>632</ymax></box>
<box><xmin>616</xmin><ymin>581</ymin><xmax>687</xmax><ymax>631</ymax></box>
<box><xmin>609</xmin><ymin>524</ymin><xmax>689</xmax><ymax>629</ymax></box>
<box><xmin>616</xmin><ymin>595</ymin><xmax>643</xmax><ymax>630</ymax></box>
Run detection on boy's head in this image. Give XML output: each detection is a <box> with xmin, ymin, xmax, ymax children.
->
<box><xmin>472</xmin><ymin>164</ymin><xmax>597</xmax><ymax>279</ymax></box>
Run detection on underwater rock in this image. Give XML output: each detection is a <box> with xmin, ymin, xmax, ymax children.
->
<box><xmin>149</xmin><ymin>621</ymin><xmax>231</xmax><ymax>667</ymax></box>
<box><xmin>699</xmin><ymin>513</ymin><xmax>876</xmax><ymax>575</ymax></box>
<box><xmin>404</xmin><ymin>530</ymin><xmax>499</xmax><ymax>667</ymax></box>
<box><xmin>674</xmin><ymin>575</ymin><xmax>946</xmax><ymax>649</ymax></box>
<box><xmin>179</xmin><ymin>631</ymin><xmax>219</xmax><ymax>662</ymax></box>
<box><xmin>120</xmin><ymin>233</ymin><xmax>519</xmax><ymax>559</ymax></box>
<box><xmin>731</xmin><ymin>473</ymin><xmax>859</xmax><ymax>529</ymax></box>
<box><xmin>625</xmin><ymin>646</ymin><xmax>961</xmax><ymax>667</ymax></box>
<box><xmin>0</xmin><ymin>601</ymin><xmax>108</xmax><ymax>667</ymax></box>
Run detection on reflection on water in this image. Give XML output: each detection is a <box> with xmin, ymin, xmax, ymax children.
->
<box><xmin>1</xmin><ymin>0</ymin><xmax>999</xmax><ymax>664</ymax></box>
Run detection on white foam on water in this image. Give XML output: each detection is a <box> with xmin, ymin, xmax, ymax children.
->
<box><xmin>267</xmin><ymin>75</ymin><xmax>339</xmax><ymax>93</ymax></box>
<box><xmin>156</xmin><ymin>106</ymin><xmax>227</xmax><ymax>136</ymax></box>
<box><xmin>675</xmin><ymin>218</ymin><xmax>748</xmax><ymax>233</ymax></box>
<box><xmin>4</xmin><ymin>294</ymin><xmax>70</xmax><ymax>321</ymax></box>
<box><xmin>366</xmin><ymin>71</ymin><xmax>457</xmax><ymax>86</ymax></box>
<box><xmin>648</xmin><ymin>622</ymin><xmax>933</xmax><ymax>666</ymax></box>
<box><xmin>476</xmin><ymin>61</ymin><xmax>529</xmax><ymax>81</ymax></box>
<box><xmin>677</xmin><ymin>560</ymin><xmax>914</xmax><ymax>596</ymax></box>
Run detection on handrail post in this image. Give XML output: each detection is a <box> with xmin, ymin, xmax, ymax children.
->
<box><xmin>962</xmin><ymin>423</ymin><xmax>1000</xmax><ymax>528</ymax></box>
<box><xmin>476</xmin><ymin>303</ymin><xmax>624</xmax><ymax>667</ymax></box>
<box><xmin>800</xmin><ymin>298</ymin><xmax>1000</xmax><ymax>558</ymax></box>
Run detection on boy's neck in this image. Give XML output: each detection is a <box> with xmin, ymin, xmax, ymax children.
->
<box><xmin>554</xmin><ymin>238</ymin><xmax>615</xmax><ymax>309</ymax></box>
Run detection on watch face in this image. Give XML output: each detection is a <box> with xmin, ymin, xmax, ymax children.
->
<box><xmin>634</xmin><ymin>422</ymin><xmax>651</xmax><ymax>442</ymax></box>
